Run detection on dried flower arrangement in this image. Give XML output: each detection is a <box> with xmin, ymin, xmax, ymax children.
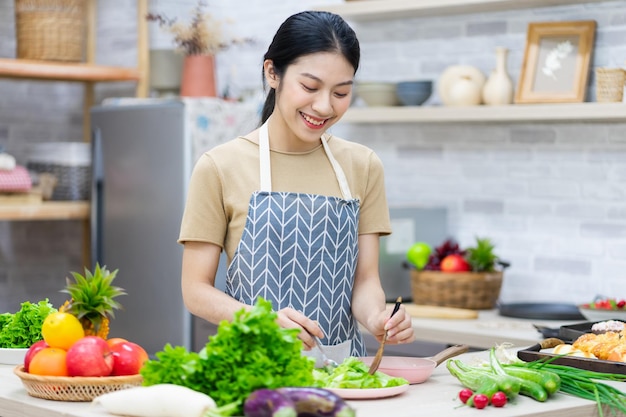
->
<box><xmin>146</xmin><ymin>1</ymin><xmax>252</xmax><ymax>56</ymax></box>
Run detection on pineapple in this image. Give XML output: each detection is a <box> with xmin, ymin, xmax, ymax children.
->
<box><xmin>466</xmin><ymin>237</ymin><xmax>498</xmax><ymax>272</ymax></box>
<box><xmin>59</xmin><ymin>263</ymin><xmax>126</xmax><ymax>339</ymax></box>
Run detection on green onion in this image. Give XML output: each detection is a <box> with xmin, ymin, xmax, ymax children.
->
<box><xmin>510</xmin><ymin>361</ymin><xmax>626</xmax><ymax>416</ymax></box>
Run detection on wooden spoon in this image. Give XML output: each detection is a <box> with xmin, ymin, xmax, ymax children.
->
<box><xmin>368</xmin><ymin>297</ymin><xmax>403</xmax><ymax>375</ymax></box>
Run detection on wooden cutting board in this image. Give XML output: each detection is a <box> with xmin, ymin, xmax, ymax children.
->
<box><xmin>394</xmin><ymin>303</ymin><xmax>478</xmax><ymax>319</ymax></box>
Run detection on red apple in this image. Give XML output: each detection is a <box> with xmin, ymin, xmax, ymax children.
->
<box><xmin>106</xmin><ymin>337</ymin><xmax>128</xmax><ymax>350</ymax></box>
<box><xmin>24</xmin><ymin>340</ymin><xmax>49</xmax><ymax>372</ymax></box>
<box><xmin>440</xmin><ymin>254</ymin><xmax>471</xmax><ymax>272</ymax></box>
<box><xmin>110</xmin><ymin>341</ymin><xmax>149</xmax><ymax>376</ymax></box>
<box><xmin>66</xmin><ymin>336</ymin><xmax>114</xmax><ymax>377</ymax></box>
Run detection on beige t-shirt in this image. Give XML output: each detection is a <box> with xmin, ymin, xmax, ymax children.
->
<box><xmin>178</xmin><ymin>134</ymin><xmax>392</xmax><ymax>264</ymax></box>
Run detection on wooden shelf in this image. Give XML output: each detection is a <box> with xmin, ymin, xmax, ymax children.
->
<box><xmin>0</xmin><ymin>59</ymin><xmax>141</xmax><ymax>83</ymax></box>
<box><xmin>315</xmin><ymin>0</ymin><xmax>614</xmax><ymax>20</ymax></box>
<box><xmin>0</xmin><ymin>201</ymin><xmax>90</xmax><ymax>221</ymax></box>
<box><xmin>340</xmin><ymin>102</ymin><xmax>626</xmax><ymax>123</ymax></box>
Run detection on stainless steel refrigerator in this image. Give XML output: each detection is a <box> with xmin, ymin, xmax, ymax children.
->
<box><xmin>90</xmin><ymin>101</ymin><xmax>192</xmax><ymax>355</ymax></box>
<box><xmin>90</xmin><ymin>99</ymin><xmax>260</xmax><ymax>354</ymax></box>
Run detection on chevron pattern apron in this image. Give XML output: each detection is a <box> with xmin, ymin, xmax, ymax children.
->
<box><xmin>225</xmin><ymin>122</ymin><xmax>365</xmax><ymax>357</ymax></box>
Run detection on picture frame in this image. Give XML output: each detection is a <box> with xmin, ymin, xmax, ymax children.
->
<box><xmin>515</xmin><ymin>20</ymin><xmax>596</xmax><ymax>104</ymax></box>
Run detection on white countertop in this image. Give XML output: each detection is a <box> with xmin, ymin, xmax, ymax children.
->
<box><xmin>1</xmin><ymin>348</ymin><xmax>622</xmax><ymax>417</ymax></box>
<box><xmin>409</xmin><ymin>309</ymin><xmax>581</xmax><ymax>349</ymax></box>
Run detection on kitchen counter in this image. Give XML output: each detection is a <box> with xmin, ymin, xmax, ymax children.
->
<box><xmin>1</xmin><ymin>349</ymin><xmax>622</xmax><ymax>417</ymax></box>
<box><xmin>409</xmin><ymin>308</ymin><xmax>581</xmax><ymax>349</ymax></box>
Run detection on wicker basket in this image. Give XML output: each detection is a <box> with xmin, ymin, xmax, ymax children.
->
<box><xmin>13</xmin><ymin>365</ymin><xmax>143</xmax><ymax>401</ymax></box>
<box><xmin>595</xmin><ymin>68</ymin><xmax>626</xmax><ymax>103</ymax></box>
<box><xmin>410</xmin><ymin>270</ymin><xmax>503</xmax><ymax>310</ymax></box>
<box><xmin>14</xmin><ymin>0</ymin><xmax>86</xmax><ymax>61</ymax></box>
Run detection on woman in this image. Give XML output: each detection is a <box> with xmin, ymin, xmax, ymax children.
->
<box><xmin>179</xmin><ymin>10</ymin><xmax>414</xmax><ymax>360</ymax></box>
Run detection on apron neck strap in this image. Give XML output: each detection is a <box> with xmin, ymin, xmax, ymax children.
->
<box><xmin>259</xmin><ymin>122</ymin><xmax>353</xmax><ymax>200</ymax></box>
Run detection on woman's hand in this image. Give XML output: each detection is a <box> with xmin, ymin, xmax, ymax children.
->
<box><xmin>276</xmin><ymin>307</ymin><xmax>324</xmax><ymax>351</ymax></box>
<box><xmin>374</xmin><ymin>304</ymin><xmax>415</xmax><ymax>345</ymax></box>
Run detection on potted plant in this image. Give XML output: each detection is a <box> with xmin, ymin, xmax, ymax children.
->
<box><xmin>146</xmin><ymin>1</ymin><xmax>252</xmax><ymax>97</ymax></box>
<box><xmin>407</xmin><ymin>237</ymin><xmax>509</xmax><ymax>310</ymax></box>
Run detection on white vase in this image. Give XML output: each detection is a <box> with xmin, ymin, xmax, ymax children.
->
<box><xmin>447</xmin><ymin>76</ymin><xmax>482</xmax><ymax>106</ymax></box>
<box><xmin>482</xmin><ymin>47</ymin><xmax>514</xmax><ymax>105</ymax></box>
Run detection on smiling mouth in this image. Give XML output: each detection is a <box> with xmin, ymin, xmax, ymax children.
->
<box><xmin>301</xmin><ymin>112</ymin><xmax>327</xmax><ymax>127</ymax></box>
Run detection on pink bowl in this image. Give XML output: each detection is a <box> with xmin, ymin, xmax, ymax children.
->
<box><xmin>360</xmin><ymin>356</ymin><xmax>437</xmax><ymax>384</ymax></box>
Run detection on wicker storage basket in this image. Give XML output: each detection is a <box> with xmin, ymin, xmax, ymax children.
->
<box><xmin>410</xmin><ymin>270</ymin><xmax>503</xmax><ymax>310</ymax></box>
<box><xmin>13</xmin><ymin>365</ymin><xmax>142</xmax><ymax>401</ymax></box>
<box><xmin>15</xmin><ymin>0</ymin><xmax>86</xmax><ymax>61</ymax></box>
<box><xmin>595</xmin><ymin>68</ymin><xmax>626</xmax><ymax>103</ymax></box>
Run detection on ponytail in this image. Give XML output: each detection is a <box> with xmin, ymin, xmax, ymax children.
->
<box><xmin>260</xmin><ymin>88</ymin><xmax>275</xmax><ymax>126</ymax></box>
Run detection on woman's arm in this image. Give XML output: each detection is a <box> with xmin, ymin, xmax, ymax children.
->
<box><xmin>352</xmin><ymin>234</ymin><xmax>415</xmax><ymax>345</ymax></box>
<box><xmin>181</xmin><ymin>241</ymin><xmax>250</xmax><ymax>323</ymax></box>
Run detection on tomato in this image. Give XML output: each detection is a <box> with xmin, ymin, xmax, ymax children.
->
<box><xmin>473</xmin><ymin>394</ymin><xmax>489</xmax><ymax>409</ymax></box>
<box><xmin>491</xmin><ymin>391</ymin><xmax>507</xmax><ymax>407</ymax></box>
<box><xmin>440</xmin><ymin>254</ymin><xmax>470</xmax><ymax>272</ymax></box>
<box><xmin>41</xmin><ymin>312</ymin><xmax>85</xmax><ymax>350</ymax></box>
<box><xmin>587</xmin><ymin>298</ymin><xmax>626</xmax><ymax>310</ymax></box>
<box><xmin>459</xmin><ymin>388</ymin><xmax>473</xmax><ymax>404</ymax></box>
<box><xmin>28</xmin><ymin>347</ymin><xmax>69</xmax><ymax>376</ymax></box>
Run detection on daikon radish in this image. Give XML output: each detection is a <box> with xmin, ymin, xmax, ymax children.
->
<box><xmin>92</xmin><ymin>384</ymin><xmax>216</xmax><ymax>417</ymax></box>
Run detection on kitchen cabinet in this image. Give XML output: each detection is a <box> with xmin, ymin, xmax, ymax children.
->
<box><xmin>0</xmin><ymin>0</ymin><xmax>149</xmax><ymax>266</ymax></box>
<box><xmin>316</xmin><ymin>0</ymin><xmax>616</xmax><ymax>21</ymax></box>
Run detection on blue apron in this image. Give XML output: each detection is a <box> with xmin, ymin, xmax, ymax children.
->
<box><xmin>225</xmin><ymin>122</ymin><xmax>365</xmax><ymax>358</ymax></box>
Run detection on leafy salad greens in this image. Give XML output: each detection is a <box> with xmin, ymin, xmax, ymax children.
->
<box><xmin>140</xmin><ymin>298</ymin><xmax>315</xmax><ymax>415</ymax></box>
<box><xmin>312</xmin><ymin>356</ymin><xmax>409</xmax><ymax>389</ymax></box>
<box><xmin>0</xmin><ymin>299</ymin><xmax>57</xmax><ymax>348</ymax></box>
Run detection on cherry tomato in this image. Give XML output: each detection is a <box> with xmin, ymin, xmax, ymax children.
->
<box><xmin>491</xmin><ymin>391</ymin><xmax>507</xmax><ymax>407</ymax></box>
<box><xmin>618</xmin><ymin>300</ymin><xmax>626</xmax><ymax>309</ymax></box>
<box><xmin>459</xmin><ymin>388</ymin><xmax>473</xmax><ymax>404</ymax></box>
<box><xmin>473</xmin><ymin>394</ymin><xmax>489</xmax><ymax>409</ymax></box>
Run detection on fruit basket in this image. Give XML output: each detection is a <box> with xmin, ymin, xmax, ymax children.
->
<box><xmin>408</xmin><ymin>237</ymin><xmax>507</xmax><ymax>310</ymax></box>
<box><xmin>13</xmin><ymin>365</ymin><xmax>142</xmax><ymax>401</ymax></box>
<box><xmin>410</xmin><ymin>270</ymin><xmax>504</xmax><ymax>310</ymax></box>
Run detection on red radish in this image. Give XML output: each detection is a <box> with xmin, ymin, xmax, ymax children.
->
<box><xmin>491</xmin><ymin>391</ymin><xmax>507</xmax><ymax>407</ymax></box>
<box><xmin>459</xmin><ymin>388</ymin><xmax>473</xmax><ymax>404</ymax></box>
<box><xmin>473</xmin><ymin>394</ymin><xmax>489</xmax><ymax>409</ymax></box>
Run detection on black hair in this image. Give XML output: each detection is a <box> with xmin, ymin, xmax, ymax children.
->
<box><xmin>259</xmin><ymin>11</ymin><xmax>360</xmax><ymax>125</ymax></box>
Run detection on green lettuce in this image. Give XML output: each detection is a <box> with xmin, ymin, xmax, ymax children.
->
<box><xmin>312</xmin><ymin>356</ymin><xmax>409</xmax><ymax>389</ymax></box>
<box><xmin>0</xmin><ymin>299</ymin><xmax>57</xmax><ymax>348</ymax></box>
<box><xmin>141</xmin><ymin>298</ymin><xmax>315</xmax><ymax>415</ymax></box>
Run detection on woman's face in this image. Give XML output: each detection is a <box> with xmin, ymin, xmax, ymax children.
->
<box><xmin>266</xmin><ymin>52</ymin><xmax>355</xmax><ymax>151</ymax></box>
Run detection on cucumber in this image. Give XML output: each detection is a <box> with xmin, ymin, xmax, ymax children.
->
<box><xmin>277</xmin><ymin>387</ymin><xmax>356</xmax><ymax>417</ymax></box>
<box><xmin>243</xmin><ymin>389</ymin><xmax>297</xmax><ymax>417</ymax></box>
<box><xmin>503</xmin><ymin>365</ymin><xmax>561</xmax><ymax>395</ymax></box>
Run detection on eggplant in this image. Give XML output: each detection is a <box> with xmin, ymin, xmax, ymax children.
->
<box><xmin>277</xmin><ymin>387</ymin><xmax>356</xmax><ymax>417</ymax></box>
<box><xmin>243</xmin><ymin>389</ymin><xmax>297</xmax><ymax>417</ymax></box>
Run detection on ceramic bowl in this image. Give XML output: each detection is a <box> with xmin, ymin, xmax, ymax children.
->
<box><xmin>0</xmin><ymin>348</ymin><xmax>28</xmax><ymax>365</ymax></box>
<box><xmin>355</xmin><ymin>82</ymin><xmax>399</xmax><ymax>107</ymax></box>
<box><xmin>578</xmin><ymin>306</ymin><xmax>626</xmax><ymax>322</ymax></box>
<box><xmin>396</xmin><ymin>81</ymin><xmax>433</xmax><ymax>106</ymax></box>
<box><xmin>360</xmin><ymin>356</ymin><xmax>436</xmax><ymax>384</ymax></box>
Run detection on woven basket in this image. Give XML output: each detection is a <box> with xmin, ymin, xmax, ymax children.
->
<box><xmin>13</xmin><ymin>365</ymin><xmax>142</xmax><ymax>402</ymax></box>
<box><xmin>410</xmin><ymin>270</ymin><xmax>503</xmax><ymax>310</ymax></box>
<box><xmin>14</xmin><ymin>0</ymin><xmax>86</xmax><ymax>61</ymax></box>
<box><xmin>595</xmin><ymin>68</ymin><xmax>626</xmax><ymax>103</ymax></box>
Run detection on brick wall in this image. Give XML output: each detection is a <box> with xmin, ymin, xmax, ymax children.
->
<box><xmin>0</xmin><ymin>0</ymin><xmax>625</xmax><ymax>313</ymax></box>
